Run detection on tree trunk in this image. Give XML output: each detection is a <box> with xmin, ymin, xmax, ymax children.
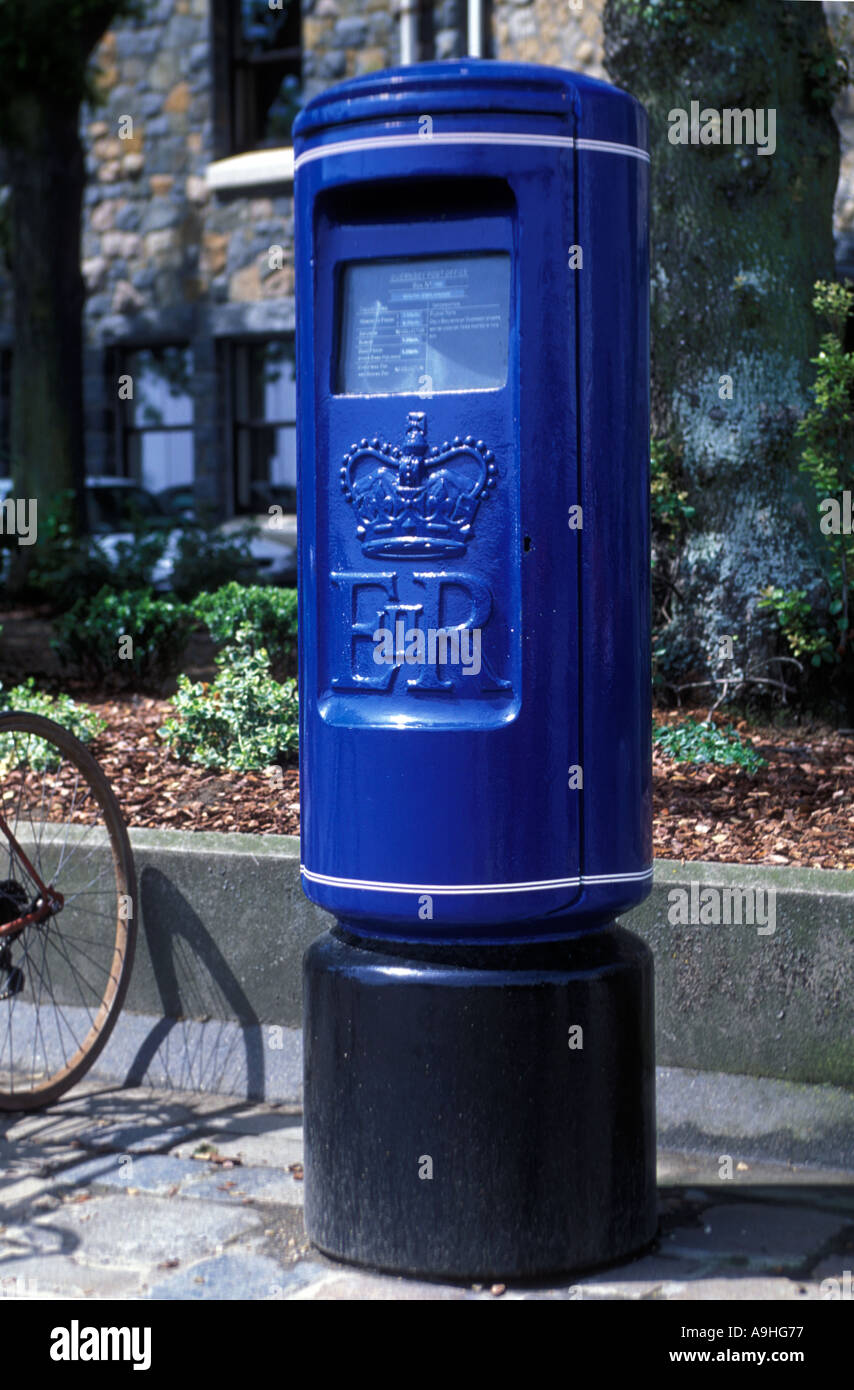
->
<box><xmin>6</xmin><ymin>94</ymin><xmax>87</xmax><ymax>592</ymax></box>
<box><xmin>603</xmin><ymin>0</ymin><xmax>841</xmax><ymax>696</ymax></box>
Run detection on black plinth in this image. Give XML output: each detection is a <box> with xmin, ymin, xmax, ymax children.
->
<box><xmin>302</xmin><ymin>922</ymin><xmax>657</xmax><ymax>1281</ymax></box>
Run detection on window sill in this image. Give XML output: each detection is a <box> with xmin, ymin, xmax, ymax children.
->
<box><xmin>205</xmin><ymin>147</ymin><xmax>295</xmax><ymax>193</ymax></box>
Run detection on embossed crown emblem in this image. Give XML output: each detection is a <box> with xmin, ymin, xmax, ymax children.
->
<box><xmin>339</xmin><ymin>412</ymin><xmax>498</xmax><ymax>558</ymax></box>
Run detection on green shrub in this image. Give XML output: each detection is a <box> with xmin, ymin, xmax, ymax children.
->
<box><xmin>650</xmin><ymin>438</ymin><xmax>697</xmax><ymax>689</ymax></box>
<box><xmin>192</xmin><ymin>582</ymin><xmax>298</xmax><ymax>677</ymax></box>
<box><xmin>26</xmin><ymin>493</ymin><xmax>114</xmax><ymax>608</ymax></box>
<box><xmin>169</xmin><ymin>525</ymin><xmax>259</xmax><ymax>600</ymax></box>
<box><xmin>650</xmin><ymin>437</ymin><xmax>695</xmax><ymax>542</ymax></box>
<box><xmin>158</xmin><ymin>631</ymin><xmax>298</xmax><ymax>771</ymax></box>
<box><xmin>791</xmin><ymin>280</ymin><xmax>854</xmax><ymax>665</ymax></box>
<box><xmin>0</xmin><ymin>678</ymin><xmax>106</xmax><ymax>772</ymax></box>
<box><xmin>52</xmin><ymin>587</ymin><xmax>194</xmax><ymax>689</ymax></box>
<box><xmin>23</xmin><ymin>490</ymin><xmax>174</xmax><ymax>609</ymax></box>
<box><xmin>108</xmin><ymin>530</ymin><xmax>171</xmax><ymax>589</ymax></box>
<box><xmin>24</xmin><ymin>493</ymin><xmax>259</xmax><ymax>608</ymax></box>
<box><xmin>757</xmin><ymin>585</ymin><xmax>840</xmax><ymax>667</ymax></box>
<box><xmin>654</xmin><ymin>718</ymin><xmax>766</xmax><ymax>774</ymax></box>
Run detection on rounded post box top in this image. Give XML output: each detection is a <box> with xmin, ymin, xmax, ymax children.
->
<box><xmin>293</xmin><ymin>59</ymin><xmax>647</xmax><ymax>155</ymax></box>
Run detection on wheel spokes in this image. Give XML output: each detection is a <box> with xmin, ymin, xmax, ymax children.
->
<box><xmin>0</xmin><ymin>718</ymin><xmax>133</xmax><ymax>1104</ymax></box>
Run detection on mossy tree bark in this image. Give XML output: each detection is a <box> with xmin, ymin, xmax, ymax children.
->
<box><xmin>6</xmin><ymin>96</ymin><xmax>88</xmax><ymax>576</ymax></box>
<box><xmin>603</xmin><ymin>0</ymin><xmax>841</xmax><ymax>695</ymax></box>
<box><xmin>0</xmin><ymin>0</ymin><xmax>137</xmax><ymax>593</ymax></box>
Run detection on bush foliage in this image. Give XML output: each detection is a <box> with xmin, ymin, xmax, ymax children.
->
<box><xmin>192</xmin><ymin>582</ymin><xmax>297</xmax><ymax>677</ymax></box>
<box><xmin>0</xmin><ymin>678</ymin><xmax>105</xmax><ymax>771</ymax></box>
<box><xmin>654</xmin><ymin>718</ymin><xmax>766</xmax><ymax>774</ymax></box>
<box><xmin>52</xmin><ymin>587</ymin><xmax>193</xmax><ymax>689</ymax></box>
<box><xmin>158</xmin><ymin>631</ymin><xmax>298</xmax><ymax>772</ymax></box>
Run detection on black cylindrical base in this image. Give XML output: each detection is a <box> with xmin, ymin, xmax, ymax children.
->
<box><xmin>303</xmin><ymin>923</ymin><xmax>656</xmax><ymax>1280</ymax></box>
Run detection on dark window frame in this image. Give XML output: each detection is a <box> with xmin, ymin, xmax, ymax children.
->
<box><xmin>0</xmin><ymin>347</ymin><xmax>11</xmax><ymax>473</ymax></box>
<box><xmin>219</xmin><ymin>335</ymin><xmax>297</xmax><ymax>517</ymax></box>
<box><xmin>417</xmin><ymin>1</ymin><xmax>437</xmax><ymax>61</ymax></box>
<box><xmin>211</xmin><ymin>0</ymin><xmax>302</xmax><ymax>159</ymax></box>
<box><xmin>107</xmin><ymin>343</ymin><xmax>195</xmax><ymax>489</ymax></box>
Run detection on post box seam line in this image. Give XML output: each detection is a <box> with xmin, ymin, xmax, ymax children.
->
<box><xmin>294</xmin><ymin>135</ymin><xmax>650</xmax><ymax>169</ymax></box>
<box><xmin>299</xmin><ymin>867</ymin><xmax>654</xmax><ymax>893</ymax></box>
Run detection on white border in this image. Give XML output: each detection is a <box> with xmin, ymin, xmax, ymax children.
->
<box><xmin>294</xmin><ymin>131</ymin><xmax>649</xmax><ymax>170</ymax></box>
<box><xmin>300</xmin><ymin>866</ymin><xmax>654</xmax><ymax>896</ymax></box>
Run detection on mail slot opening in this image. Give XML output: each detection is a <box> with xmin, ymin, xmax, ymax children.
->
<box><xmin>316</xmin><ymin>175</ymin><xmax>515</xmax><ymax>226</ymax></box>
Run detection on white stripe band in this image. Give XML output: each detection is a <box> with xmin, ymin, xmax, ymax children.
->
<box><xmin>575</xmin><ymin>136</ymin><xmax>649</xmax><ymax>160</ymax></box>
<box><xmin>300</xmin><ymin>866</ymin><xmax>654</xmax><ymax>896</ymax></box>
<box><xmin>295</xmin><ymin>131</ymin><xmax>649</xmax><ymax>170</ymax></box>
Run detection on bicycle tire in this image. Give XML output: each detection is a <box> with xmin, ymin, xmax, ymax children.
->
<box><xmin>0</xmin><ymin>711</ymin><xmax>137</xmax><ymax>1109</ymax></box>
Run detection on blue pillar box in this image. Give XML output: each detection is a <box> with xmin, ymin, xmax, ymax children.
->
<box><xmin>295</xmin><ymin>59</ymin><xmax>655</xmax><ymax>1279</ymax></box>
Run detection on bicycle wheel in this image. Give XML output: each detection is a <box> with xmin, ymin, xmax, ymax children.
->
<box><xmin>0</xmin><ymin>712</ymin><xmax>136</xmax><ymax>1109</ymax></box>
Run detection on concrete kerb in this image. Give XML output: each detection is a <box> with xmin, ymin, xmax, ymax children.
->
<box><xmin>67</xmin><ymin>828</ymin><xmax>852</xmax><ymax>1097</ymax></box>
<box><xmin>631</xmin><ymin>859</ymin><xmax>854</xmax><ymax>1086</ymax></box>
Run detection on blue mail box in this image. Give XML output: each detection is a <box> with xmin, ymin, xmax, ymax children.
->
<box><xmin>295</xmin><ymin>60</ymin><xmax>651</xmax><ymax>942</ymax></box>
<box><xmin>295</xmin><ymin>59</ymin><xmax>655</xmax><ymax>1281</ymax></box>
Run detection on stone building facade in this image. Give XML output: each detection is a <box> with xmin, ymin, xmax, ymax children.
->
<box><xmin>0</xmin><ymin>0</ymin><xmax>852</xmax><ymax>519</ymax></box>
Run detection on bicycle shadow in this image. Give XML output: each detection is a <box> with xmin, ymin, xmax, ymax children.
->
<box><xmin>0</xmin><ymin>1079</ymin><xmax>304</xmax><ymax>1294</ymax></box>
<box><xmin>121</xmin><ymin>866</ymin><xmax>272</xmax><ymax>1100</ymax></box>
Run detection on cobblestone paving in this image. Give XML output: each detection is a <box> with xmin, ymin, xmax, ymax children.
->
<box><xmin>1</xmin><ymin>1083</ymin><xmax>852</xmax><ymax>1301</ymax></box>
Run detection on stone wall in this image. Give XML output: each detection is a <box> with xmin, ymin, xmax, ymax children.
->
<box><xmin>492</xmin><ymin>0</ymin><xmax>604</xmax><ymax>79</ymax></box>
<box><xmin>74</xmin><ymin>0</ymin><xmax>408</xmax><ymax>501</ymax></box>
<box><xmin>302</xmin><ymin>0</ymin><xmax>398</xmax><ymax>100</ymax></box>
<box><xmin>77</xmin><ymin>0</ymin><xmax>297</xmax><ymax>500</ymax></box>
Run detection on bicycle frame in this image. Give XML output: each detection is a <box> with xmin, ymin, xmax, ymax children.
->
<box><xmin>0</xmin><ymin>810</ymin><xmax>64</xmax><ymax>937</ymax></box>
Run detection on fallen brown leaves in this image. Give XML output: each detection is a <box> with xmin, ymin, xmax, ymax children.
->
<box><xmin>85</xmin><ymin>694</ymin><xmax>299</xmax><ymax>838</ymax></box>
<box><xmin>653</xmin><ymin>708</ymin><xmax>853</xmax><ymax>869</ymax></box>
<box><xmin>42</xmin><ymin>693</ymin><xmax>853</xmax><ymax>869</ymax></box>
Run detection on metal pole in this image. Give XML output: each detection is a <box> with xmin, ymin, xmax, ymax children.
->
<box><xmin>467</xmin><ymin>0</ymin><xmax>483</xmax><ymax>57</ymax></box>
<box><xmin>399</xmin><ymin>0</ymin><xmax>419</xmax><ymax>65</ymax></box>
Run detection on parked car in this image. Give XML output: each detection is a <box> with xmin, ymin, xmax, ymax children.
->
<box><xmin>2</xmin><ymin>475</ymin><xmax>297</xmax><ymax>590</ymax></box>
<box><xmin>86</xmin><ymin>476</ymin><xmax>192</xmax><ymax>590</ymax></box>
<box><xmin>218</xmin><ymin>515</ymin><xmax>297</xmax><ymax>587</ymax></box>
<box><xmin>157</xmin><ymin>481</ymin><xmax>298</xmax><ymax>587</ymax></box>
<box><xmin>0</xmin><ymin>475</ymin><xmax>190</xmax><ymax>591</ymax></box>
<box><xmin>155</xmin><ymin>483</ymin><xmax>197</xmax><ymax>525</ymax></box>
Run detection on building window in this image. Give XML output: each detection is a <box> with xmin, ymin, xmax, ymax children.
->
<box><xmin>224</xmin><ymin>338</ymin><xmax>296</xmax><ymax>515</ymax></box>
<box><xmin>400</xmin><ymin>1</ymin><xmax>479</xmax><ymax>62</ymax></box>
<box><xmin>116</xmin><ymin>345</ymin><xmax>194</xmax><ymax>496</ymax></box>
<box><xmin>213</xmin><ymin>0</ymin><xmax>302</xmax><ymax>157</ymax></box>
<box><xmin>416</xmin><ymin>1</ymin><xmax>437</xmax><ymax>61</ymax></box>
<box><xmin>0</xmin><ymin>349</ymin><xmax>11</xmax><ymax>473</ymax></box>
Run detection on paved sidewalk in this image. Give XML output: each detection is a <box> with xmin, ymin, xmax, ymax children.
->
<box><xmin>1</xmin><ymin>1080</ymin><xmax>853</xmax><ymax>1301</ymax></box>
